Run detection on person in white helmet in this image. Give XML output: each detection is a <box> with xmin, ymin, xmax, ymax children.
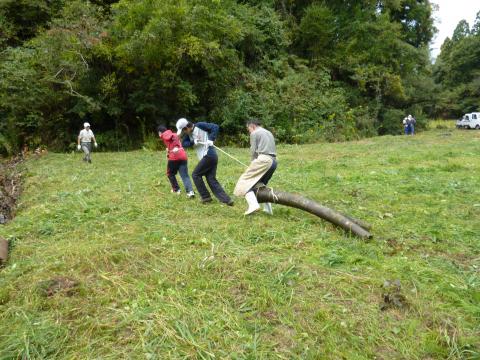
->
<box><xmin>77</xmin><ymin>122</ymin><xmax>97</xmax><ymax>163</ymax></box>
<box><xmin>176</xmin><ymin>118</ymin><xmax>234</xmax><ymax>205</ymax></box>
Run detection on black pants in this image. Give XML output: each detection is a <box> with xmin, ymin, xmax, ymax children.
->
<box><xmin>259</xmin><ymin>159</ymin><xmax>277</xmax><ymax>186</ymax></box>
<box><xmin>192</xmin><ymin>155</ymin><xmax>232</xmax><ymax>203</ymax></box>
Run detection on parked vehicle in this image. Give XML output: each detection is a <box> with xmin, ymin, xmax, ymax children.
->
<box><xmin>466</xmin><ymin>112</ymin><xmax>480</xmax><ymax>129</ymax></box>
<box><xmin>456</xmin><ymin>114</ymin><xmax>471</xmax><ymax>128</ymax></box>
<box><xmin>456</xmin><ymin>113</ymin><xmax>480</xmax><ymax>129</ymax></box>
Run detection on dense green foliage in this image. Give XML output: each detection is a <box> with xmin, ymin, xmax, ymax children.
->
<box><xmin>1</xmin><ymin>0</ymin><xmax>438</xmax><ymax>153</ymax></box>
<box><xmin>433</xmin><ymin>12</ymin><xmax>480</xmax><ymax>118</ymax></box>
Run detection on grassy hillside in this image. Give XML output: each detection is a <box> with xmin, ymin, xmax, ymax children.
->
<box><xmin>1</xmin><ymin>129</ymin><xmax>479</xmax><ymax>359</ymax></box>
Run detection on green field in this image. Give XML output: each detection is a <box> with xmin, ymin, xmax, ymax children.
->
<box><xmin>1</xmin><ymin>129</ymin><xmax>479</xmax><ymax>359</ymax></box>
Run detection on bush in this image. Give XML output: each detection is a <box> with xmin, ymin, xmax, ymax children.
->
<box><xmin>142</xmin><ymin>133</ymin><xmax>164</xmax><ymax>151</ymax></box>
<box><xmin>215</xmin><ymin>57</ymin><xmax>361</xmax><ymax>143</ymax></box>
<box><xmin>94</xmin><ymin>130</ymin><xmax>133</xmax><ymax>151</ymax></box>
<box><xmin>0</xmin><ymin>132</ymin><xmax>14</xmax><ymax>156</ymax></box>
<box><xmin>378</xmin><ymin>108</ymin><xmax>405</xmax><ymax>135</ymax></box>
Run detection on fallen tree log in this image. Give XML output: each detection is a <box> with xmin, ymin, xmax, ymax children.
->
<box><xmin>255</xmin><ymin>187</ymin><xmax>372</xmax><ymax>239</ymax></box>
<box><xmin>341</xmin><ymin>214</ymin><xmax>372</xmax><ymax>231</ymax></box>
<box><xmin>0</xmin><ymin>238</ymin><xmax>8</xmax><ymax>265</ymax></box>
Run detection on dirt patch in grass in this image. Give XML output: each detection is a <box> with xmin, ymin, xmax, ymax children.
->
<box><xmin>0</xmin><ymin>155</ymin><xmax>24</xmax><ymax>224</ymax></box>
<box><xmin>384</xmin><ymin>238</ymin><xmax>404</xmax><ymax>256</ymax></box>
<box><xmin>380</xmin><ymin>280</ymin><xmax>408</xmax><ymax>311</ymax></box>
<box><xmin>37</xmin><ymin>277</ymin><xmax>80</xmax><ymax>297</ymax></box>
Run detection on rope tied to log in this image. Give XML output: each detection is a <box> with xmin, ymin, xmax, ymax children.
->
<box><xmin>267</xmin><ymin>187</ymin><xmax>279</xmax><ymax>203</ymax></box>
<box><xmin>255</xmin><ymin>185</ymin><xmax>279</xmax><ymax>203</ymax></box>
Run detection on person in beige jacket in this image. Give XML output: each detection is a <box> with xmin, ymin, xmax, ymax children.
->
<box><xmin>234</xmin><ymin>119</ymin><xmax>277</xmax><ymax>215</ymax></box>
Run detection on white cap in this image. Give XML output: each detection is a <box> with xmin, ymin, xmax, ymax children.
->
<box><xmin>176</xmin><ymin>118</ymin><xmax>188</xmax><ymax>135</ymax></box>
<box><xmin>84</xmin><ymin>122</ymin><xmax>90</xmax><ymax>128</ymax></box>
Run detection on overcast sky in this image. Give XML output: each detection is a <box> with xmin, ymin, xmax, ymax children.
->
<box><xmin>431</xmin><ymin>0</ymin><xmax>479</xmax><ymax>59</ymax></box>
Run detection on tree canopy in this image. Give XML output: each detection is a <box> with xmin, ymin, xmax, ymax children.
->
<box><xmin>0</xmin><ymin>0</ymin><xmax>441</xmax><ymax>153</ymax></box>
<box><xmin>433</xmin><ymin>12</ymin><xmax>480</xmax><ymax>119</ymax></box>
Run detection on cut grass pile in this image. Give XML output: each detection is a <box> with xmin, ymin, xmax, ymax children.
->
<box><xmin>1</xmin><ymin>129</ymin><xmax>479</xmax><ymax>359</ymax></box>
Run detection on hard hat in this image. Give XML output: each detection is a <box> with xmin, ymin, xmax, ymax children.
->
<box><xmin>176</xmin><ymin>118</ymin><xmax>188</xmax><ymax>135</ymax></box>
<box><xmin>84</xmin><ymin>122</ymin><xmax>90</xmax><ymax>128</ymax></box>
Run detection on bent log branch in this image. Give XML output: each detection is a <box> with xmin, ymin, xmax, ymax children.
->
<box><xmin>255</xmin><ymin>187</ymin><xmax>372</xmax><ymax>239</ymax></box>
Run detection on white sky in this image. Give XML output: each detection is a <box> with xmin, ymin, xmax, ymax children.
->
<box><xmin>431</xmin><ymin>0</ymin><xmax>479</xmax><ymax>59</ymax></box>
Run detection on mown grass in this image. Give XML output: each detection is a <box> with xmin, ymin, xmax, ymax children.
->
<box><xmin>1</xmin><ymin>129</ymin><xmax>479</xmax><ymax>359</ymax></box>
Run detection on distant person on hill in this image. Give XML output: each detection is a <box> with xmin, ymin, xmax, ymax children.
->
<box><xmin>403</xmin><ymin>117</ymin><xmax>409</xmax><ymax>135</ymax></box>
<box><xmin>176</xmin><ymin>118</ymin><xmax>234</xmax><ymax>206</ymax></box>
<box><xmin>402</xmin><ymin>115</ymin><xmax>416</xmax><ymax>136</ymax></box>
<box><xmin>77</xmin><ymin>122</ymin><xmax>97</xmax><ymax>163</ymax></box>
<box><xmin>234</xmin><ymin>119</ymin><xmax>277</xmax><ymax>215</ymax></box>
<box><xmin>408</xmin><ymin>115</ymin><xmax>416</xmax><ymax>135</ymax></box>
<box><xmin>157</xmin><ymin>125</ymin><xmax>195</xmax><ymax>198</ymax></box>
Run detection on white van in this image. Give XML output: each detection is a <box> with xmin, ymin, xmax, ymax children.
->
<box><xmin>456</xmin><ymin>113</ymin><xmax>471</xmax><ymax>128</ymax></box>
<box><xmin>466</xmin><ymin>112</ymin><xmax>480</xmax><ymax>129</ymax></box>
<box><xmin>456</xmin><ymin>113</ymin><xmax>480</xmax><ymax>129</ymax></box>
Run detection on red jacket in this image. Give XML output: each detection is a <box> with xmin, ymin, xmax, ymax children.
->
<box><xmin>160</xmin><ymin>130</ymin><xmax>187</xmax><ymax>161</ymax></box>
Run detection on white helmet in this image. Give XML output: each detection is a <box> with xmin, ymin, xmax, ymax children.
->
<box><xmin>176</xmin><ymin>118</ymin><xmax>189</xmax><ymax>135</ymax></box>
<box><xmin>83</xmin><ymin>122</ymin><xmax>91</xmax><ymax>128</ymax></box>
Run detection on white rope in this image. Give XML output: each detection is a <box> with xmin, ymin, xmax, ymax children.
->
<box><xmin>255</xmin><ymin>185</ymin><xmax>279</xmax><ymax>203</ymax></box>
<box><xmin>213</xmin><ymin>145</ymin><xmax>248</xmax><ymax>167</ymax></box>
<box><xmin>269</xmin><ymin>187</ymin><xmax>279</xmax><ymax>203</ymax></box>
<box><xmin>197</xmin><ymin>142</ymin><xmax>248</xmax><ymax>167</ymax></box>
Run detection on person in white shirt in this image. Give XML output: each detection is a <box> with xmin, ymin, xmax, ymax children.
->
<box><xmin>77</xmin><ymin>122</ymin><xmax>97</xmax><ymax>163</ymax></box>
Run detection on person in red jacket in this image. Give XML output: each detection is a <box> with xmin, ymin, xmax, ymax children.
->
<box><xmin>158</xmin><ymin>125</ymin><xmax>195</xmax><ymax>198</ymax></box>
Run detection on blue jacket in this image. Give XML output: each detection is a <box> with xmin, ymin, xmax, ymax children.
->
<box><xmin>182</xmin><ymin>122</ymin><xmax>218</xmax><ymax>159</ymax></box>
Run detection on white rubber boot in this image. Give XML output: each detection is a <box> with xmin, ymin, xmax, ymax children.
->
<box><xmin>244</xmin><ymin>191</ymin><xmax>261</xmax><ymax>215</ymax></box>
<box><xmin>262</xmin><ymin>202</ymin><xmax>273</xmax><ymax>215</ymax></box>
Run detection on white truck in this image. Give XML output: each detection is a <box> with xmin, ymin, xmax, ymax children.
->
<box><xmin>456</xmin><ymin>113</ymin><xmax>480</xmax><ymax>129</ymax></box>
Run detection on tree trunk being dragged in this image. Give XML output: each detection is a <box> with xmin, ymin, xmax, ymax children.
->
<box><xmin>255</xmin><ymin>187</ymin><xmax>372</xmax><ymax>239</ymax></box>
<box><xmin>341</xmin><ymin>214</ymin><xmax>372</xmax><ymax>231</ymax></box>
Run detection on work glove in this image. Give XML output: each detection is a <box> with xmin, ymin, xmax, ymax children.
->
<box><xmin>94</xmin><ymin>142</ymin><xmax>98</xmax><ymax>148</ymax></box>
<box><xmin>193</xmin><ymin>138</ymin><xmax>199</xmax><ymax>145</ymax></box>
<box><xmin>206</xmin><ymin>140</ymin><xmax>214</xmax><ymax>147</ymax></box>
<box><xmin>172</xmin><ymin>147</ymin><xmax>179</xmax><ymax>154</ymax></box>
<box><xmin>77</xmin><ymin>144</ymin><xmax>81</xmax><ymax>151</ymax></box>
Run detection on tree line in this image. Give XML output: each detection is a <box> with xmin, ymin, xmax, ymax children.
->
<box><xmin>0</xmin><ymin>0</ymin><xmax>475</xmax><ymax>154</ymax></box>
<box><xmin>432</xmin><ymin>13</ymin><xmax>480</xmax><ymax>119</ymax></box>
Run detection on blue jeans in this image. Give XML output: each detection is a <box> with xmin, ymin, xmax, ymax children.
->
<box><xmin>167</xmin><ymin>160</ymin><xmax>193</xmax><ymax>192</ymax></box>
